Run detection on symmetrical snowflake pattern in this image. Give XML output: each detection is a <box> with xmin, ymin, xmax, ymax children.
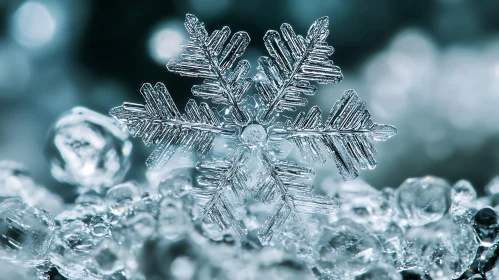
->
<box><xmin>110</xmin><ymin>14</ymin><xmax>396</xmax><ymax>244</ymax></box>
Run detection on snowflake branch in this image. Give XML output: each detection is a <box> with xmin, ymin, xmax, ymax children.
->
<box><xmin>192</xmin><ymin>149</ymin><xmax>250</xmax><ymax>237</ymax></box>
<box><xmin>256</xmin><ymin>16</ymin><xmax>343</xmax><ymax>123</ymax></box>
<box><xmin>256</xmin><ymin>151</ymin><xmax>338</xmax><ymax>245</ymax></box>
<box><xmin>167</xmin><ymin>14</ymin><xmax>252</xmax><ymax>125</ymax></box>
<box><xmin>269</xmin><ymin>89</ymin><xmax>397</xmax><ymax>180</ymax></box>
<box><xmin>110</xmin><ymin>82</ymin><xmax>237</xmax><ymax>169</ymax></box>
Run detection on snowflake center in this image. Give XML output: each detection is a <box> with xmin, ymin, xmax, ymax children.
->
<box><xmin>240</xmin><ymin>124</ymin><xmax>267</xmax><ymax>148</ymax></box>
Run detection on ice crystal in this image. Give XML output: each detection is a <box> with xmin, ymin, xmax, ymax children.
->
<box><xmin>110</xmin><ymin>14</ymin><xmax>396</xmax><ymax>244</ymax></box>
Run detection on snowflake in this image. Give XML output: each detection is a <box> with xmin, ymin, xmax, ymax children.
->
<box><xmin>110</xmin><ymin>14</ymin><xmax>396</xmax><ymax>244</ymax></box>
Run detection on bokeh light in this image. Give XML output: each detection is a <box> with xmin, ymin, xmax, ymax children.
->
<box><xmin>148</xmin><ymin>21</ymin><xmax>186</xmax><ymax>65</ymax></box>
<box><xmin>11</xmin><ymin>1</ymin><xmax>56</xmax><ymax>48</ymax></box>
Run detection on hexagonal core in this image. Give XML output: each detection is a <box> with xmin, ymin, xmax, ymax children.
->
<box><xmin>240</xmin><ymin>124</ymin><xmax>268</xmax><ymax>148</ymax></box>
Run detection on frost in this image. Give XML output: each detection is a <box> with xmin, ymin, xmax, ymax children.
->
<box><xmin>110</xmin><ymin>14</ymin><xmax>396</xmax><ymax>243</ymax></box>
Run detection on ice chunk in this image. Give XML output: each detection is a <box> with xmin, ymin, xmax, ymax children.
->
<box><xmin>0</xmin><ymin>198</ymin><xmax>55</xmax><ymax>266</ymax></box>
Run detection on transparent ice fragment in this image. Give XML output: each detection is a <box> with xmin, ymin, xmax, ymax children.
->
<box><xmin>477</xmin><ymin>241</ymin><xmax>499</xmax><ymax>275</ymax></box>
<box><xmin>450</xmin><ymin>204</ymin><xmax>475</xmax><ymax>227</ymax></box>
<box><xmin>106</xmin><ymin>182</ymin><xmax>141</xmax><ymax>216</ymax></box>
<box><xmin>484</xmin><ymin>244</ymin><xmax>499</xmax><ymax>279</ymax></box>
<box><xmin>55</xmin><ymin>203</ymin><xmax>99</xmax><ymax>226</ymax></box>
<box><xmin>334</xmin><ymin>188</ymin><xmax>388</xmax><ymax>230</ymax></box>
<box><xmin>0</xmin><ymin>198</ymin><xmax>55</xmax><ymax>266</ymax></box>
<box><xmin>473</xmin><ymin>206</ymin><xmax>499</xmax><ymax>247</ymax></box>
<box><xmin>316</xmin><ymin>218</ymin><xmax>382</xmax><ymax>277</ymax></box>
<box><xmin>49</xmin><ymin>220</ymin><xmax>94</xmax><ymax>279</ymax></box>
<box><xmin>400</xmin><ymin>218</ymin><xmax>478</xmax><ymax>278</ymax></box>
<box><xmin>46</xmin><ymin>107</ymin><xmax>132</xmax><ymax>191</ymax></box>
<box><xmin>399</xmin><ymin>269</ymin><xmax>431</xmax><ymax>280</ymax></box>
<box><xmin>124</xmin><ymin>212</ymin><xmax>156</xmax><ymax>244</ymax></box>
<box><xmin>395</xmin><ymin>176</ymin><xmax>451</xmax><ymax>227</ymax></box>
<box><xmin>170</xmin><ymin>256</ymin><xmax>196</xmax><ymax>280</ymax></box>
<box><xmin>76</xmin><ymin>189</ymin><xmax>107</xmax><ymax>213</ymax></box>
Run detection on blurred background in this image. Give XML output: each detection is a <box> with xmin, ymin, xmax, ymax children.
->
<box><xmin>0</xmin><ymin>0</ymin><xmax>498</xmax><ymax>200</ymax></box>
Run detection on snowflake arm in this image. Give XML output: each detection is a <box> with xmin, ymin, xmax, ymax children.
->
<box><xmin>256</xmin><ymin>16</ymin><xmax>343</xmax><ymax>123</ymax></box>
<box><xmin>192</xmin><ymin>149</ymin><xmax>250</xmax><ymax>237</ymax></box>
<box><xmin>255</xmin><ymin>151</ymin><xmax>339</xmax><ymax>245</ymax></box>
<box><xmin>109</xmin><ymin>82</ymin><xmax>237</xmax><ymax>169</ymax></box>
<box><xmin>269</xmin><ymin>89</ymin><xmax>397</xmax><ymax>180</ymax></box>
<box><xmin>167</xmin><ymin>14</ymin><xmax>253</xmax><ymax>125</ymax></box>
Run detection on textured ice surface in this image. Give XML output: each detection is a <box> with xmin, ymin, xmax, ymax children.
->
<box><xmin>1</xmin><ymin>168</ymin><xmax>498</xmax><ymax>279</ymax></box>
<box><xmin>46</xmin><ymin>107</ymin><xmax>132</xmax><ymax>191</ymax></box>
